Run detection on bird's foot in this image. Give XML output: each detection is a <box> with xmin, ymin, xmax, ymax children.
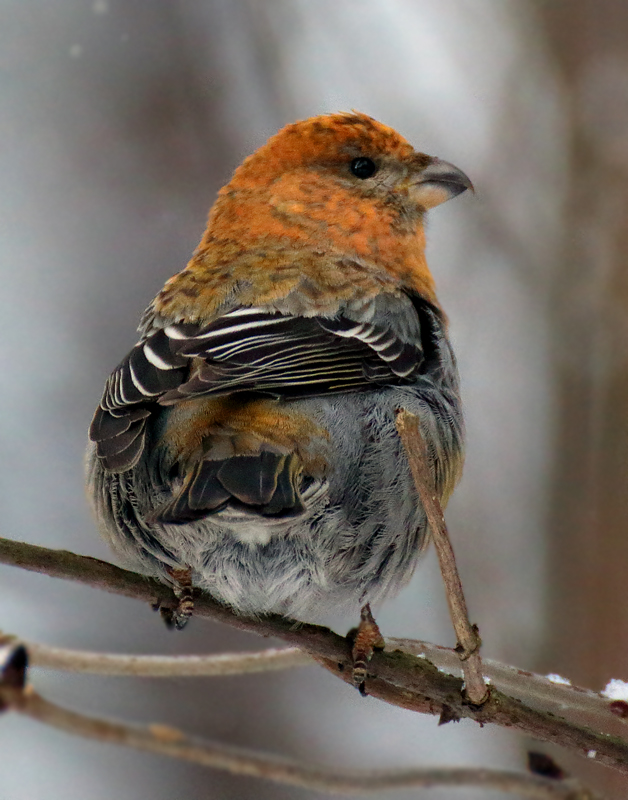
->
<box><xmin>350</xmin><ymin>603</ymin><xmax>385</xmax><ymax>694</ymax></box>
<box><xmin>160</xmin><ymin>567</ymin><xmax>195</xmax><ymax>630</ymax></box>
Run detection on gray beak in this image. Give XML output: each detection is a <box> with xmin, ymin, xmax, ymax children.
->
<box><xmin>418</xmin><ymin>158</ymin><xmax>474</xmax><ymax>197</ymax></box>
<box><xmin>408</xmin><ymin>157</ymin><xmax>473</xmax><ymax>210</ymax></box>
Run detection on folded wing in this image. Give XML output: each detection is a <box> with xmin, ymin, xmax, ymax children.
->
<box><xmin>90</xmin><ymin>304</ymin><xmax>425</xmax><ymax>472</ymax></box>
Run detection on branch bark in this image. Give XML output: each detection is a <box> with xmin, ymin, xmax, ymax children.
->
<box><xmin>1</xmin><ymin>535</ymin><xmax>627</xmax><ymax>777</ymax></box>
<box><xmin>7</xmin><ymin>629</ymin><xmax>623</xmax><ymax>735</ymax></box>
<box><xmin>0</xmin><ymin>656</ymin><xmax>603</xmax><ymax>800</ymax></box>
<box><xmin>0</xmin><ymin>635</ymin><xmax>311</xmax><ymax>677</ymax></box>
<box><xmin>396</xmin><ymin>409</ymin><xmax>487</xmax><ymax>705</ymax></box>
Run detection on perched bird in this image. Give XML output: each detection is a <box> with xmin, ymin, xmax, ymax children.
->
<box><xmin>86</xmin><ymin>113</ymin><xmax>469</xmax><ymax>667</ymax></box>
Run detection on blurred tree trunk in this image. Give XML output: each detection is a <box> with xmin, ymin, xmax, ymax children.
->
<box><xmin>540</xmin><ymin>3</ymin><xmax>628</xmax><ymax>797</ymax></box>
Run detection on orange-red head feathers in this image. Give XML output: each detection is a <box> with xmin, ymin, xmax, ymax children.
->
<box><xmin>155</xmin><ymin>112</ymin><xmax>471</xmax><ymax>323</ymax></box>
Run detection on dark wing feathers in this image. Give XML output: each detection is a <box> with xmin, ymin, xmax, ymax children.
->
<box><xmin>93</xmin><ymin>417</ymin><xmax>147</xmax><ymax>472</ymax></box>
<box><xmin>91</xmin><ymin>305</ymin><xmax>424</xmax><ymax>472</ymax></box>
<box><xmin>90</xmin><ymin>405</ymin><xmax>149</xmax><ymax>441</ymax></box>
<box><xmin>153</xmin><ymin>452</ymin><xmax>304</xmax><ymax>524</ymax></box>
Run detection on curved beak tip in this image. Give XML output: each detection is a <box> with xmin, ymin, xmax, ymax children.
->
<box><xmin>420</xmin><ymin>158</ymin><xmax>474</xmax><ymax>198</ymax></box>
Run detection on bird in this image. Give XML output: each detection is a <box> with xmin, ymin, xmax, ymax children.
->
<box><xmin>86</xmin><ymin>112</ymin><xmax>469</xmax><ymax>682</ymax></box>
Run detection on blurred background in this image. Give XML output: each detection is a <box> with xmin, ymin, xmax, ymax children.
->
<box><xmin>1</xmin><ymin>1</ymin><xmax>627</xmax><ymax>798</ymax></box>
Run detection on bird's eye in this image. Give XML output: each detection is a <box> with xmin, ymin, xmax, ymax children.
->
<box><xmin>350</xmin><ymin>157</ymin><xmax>377</xmax><ymax>179</ymax></box>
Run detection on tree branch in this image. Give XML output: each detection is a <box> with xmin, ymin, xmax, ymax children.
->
<box><xmin>396</xmin><ymin>409</ymin><xmax>487</xmax><ymax>705</ymax></box>
<box><xmin>14</xmin><ymin>627</ymin><xmax>619</xmax><ymax>750</ymax></box>
<box><xmin>7</xmin><ymin>630</ymin><xmax>622</xmax><ymax>736</ymax></box>
<box><xmin>1</xmin><ymin>535</ymin><xmax>627</xmax><ymax>776</ymax></box>
<box><xmin>0</xmin><ymin>634</ymin><xmax>311</xmax><ymax>677</ymax></box>
<box><xmin>389</xmin><ymin>638</ymin><xmax>627</xmax><ymax>730</ymax></box>
<box><xmin>0</xmin><ymin>647</ymin><xmax>603</xmax><ymax>799</ymax></box>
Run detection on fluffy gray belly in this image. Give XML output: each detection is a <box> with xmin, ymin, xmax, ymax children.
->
<box><xmin>86</xmin><ymin>384</ymin><xmax>463</xmax><ymax>620</ymax></box>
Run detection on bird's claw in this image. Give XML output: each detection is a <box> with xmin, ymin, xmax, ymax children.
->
<box><xmin>350</xmin><ymin>603</ymin><xmax>385</xmax><ymax>693</ymax></box>
<box><xmin>160</xmin><ymin>567</ymin><xmax>195</xmax><ymax>630</ymax></box>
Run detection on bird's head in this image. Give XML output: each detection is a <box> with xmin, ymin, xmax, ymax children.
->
<box><xmin>159</xmin><ymin>113</ymin><xmax>472</xmax><ymax>322</ymax></box>
<box><xmin>227</xmin><ymin>111</ymin><xmax>472</xmax><ymax>219</ymax></box>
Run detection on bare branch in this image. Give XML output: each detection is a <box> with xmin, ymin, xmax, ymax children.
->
<box><xmin>389</xmin><ymin>638</ymin><xmax>627</xmax><ymax>730</ymax></box>
<box><xmin>1</xmin><ymin>535</ymin><xmax>627</xmax><ymax>776</ymax></box>
<box><xmin>0</xmin><ymin>635</ymin><xmax>311</xmax><ymax>677</ymax></box>
<box><xmin>0</xmin><ymin>668</ymin><xmax>603</xmax><ymax>799</ymax></box>
<box><xmin>0</xmin><ymin>536</ymin><xmax>348</xmax><ymax>658</ymax></box>
<box><xmin>395</xmin><ymin>409</ymin><xmax>488</xmax><ymax>705</ymax></box>
<box><xmin>15</xmin><ymin>625</ymin><xmax>617</xmax><ymax>734</ymax></box>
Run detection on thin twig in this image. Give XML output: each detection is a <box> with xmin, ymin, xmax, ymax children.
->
<box><xmin>0</xmin><ymin>636</ymin><xmax>311</xmax><ymax>677</ymax></box>
<box><xmin>395</xmin><ymin>409</ymin><xmax>488</xmax><ymax>705</ymax></box>
<box><xmin>1</xmin><ymin>536</ymin><xmax>628</xmax><ymax>775</ymax></box>
<box><xmin>0</xmin><ymin>677</ymin><xmax>602</xmax><ymax>799</ymax></box>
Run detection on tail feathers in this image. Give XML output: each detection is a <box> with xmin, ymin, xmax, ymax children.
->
<box><xmin>154</xmin><ymin>451</ymin><xmax>306</xmax><ymax>525</ymax></box>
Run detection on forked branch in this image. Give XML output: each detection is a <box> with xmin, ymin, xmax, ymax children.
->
<box><xmin>0</xmin><ymin>644</ymin><xmax>605</xmax><ymax>800</ymax></box>
<box><xmin>0</xmin><ymin>535</ymin><xmax>627</xmax><ymax>777</ymax></box>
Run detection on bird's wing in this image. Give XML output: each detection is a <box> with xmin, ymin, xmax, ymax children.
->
<box><xmin>90</xmin><ymin>304</ymin><xmax>424</xmax><ymax>472</ymax></box>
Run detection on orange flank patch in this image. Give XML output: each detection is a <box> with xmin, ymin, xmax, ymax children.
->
<box><xmin>161</xmin><ymin>396</ymin><xmax>330</xmax><ymax>477</ymax></box>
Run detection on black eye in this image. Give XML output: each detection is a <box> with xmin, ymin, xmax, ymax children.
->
<box><xmin>350</xmin><ymin>157</ymin><xmax>377</xmax><ymax>179</ymax></box>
